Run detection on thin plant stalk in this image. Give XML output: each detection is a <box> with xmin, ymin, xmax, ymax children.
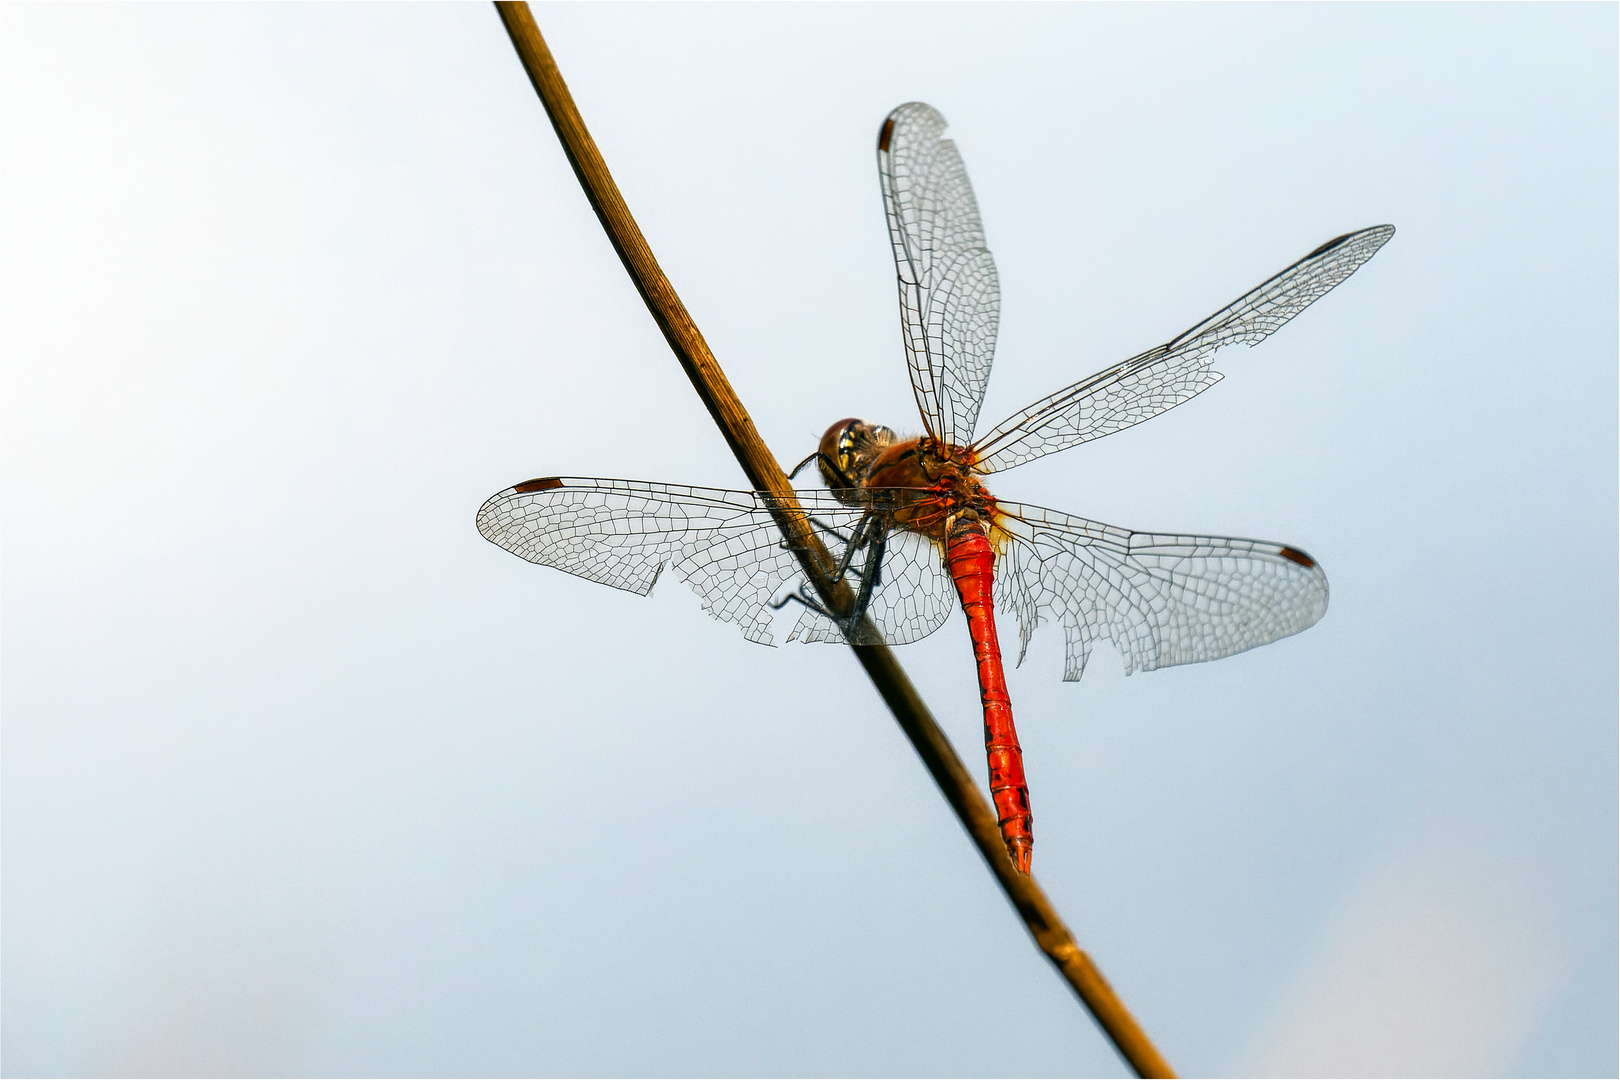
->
<box><xmin>490</xmin><ymin>6</ymin><xmax>1176</xmax><ymax>1077</ymax></box>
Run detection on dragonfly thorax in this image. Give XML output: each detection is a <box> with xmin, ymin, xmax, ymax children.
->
<box><xmin>813</xmin><ymin>424</ymin><xmax>995</xmax><ymax>541</ymax></box>
<box><xmin>865</xmin><ymin>436</ymin><xmax>974</xmax><ymax>488</ymax></box>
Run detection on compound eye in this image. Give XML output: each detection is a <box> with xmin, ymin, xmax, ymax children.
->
<box><xmin>836</xmin><ymin>424</ymin><xmax>861</xmax><ymax>474</ymax></box>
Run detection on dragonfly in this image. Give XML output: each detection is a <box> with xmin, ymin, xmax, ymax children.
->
<box><xmin>478</xmin><ymin>102</ymin><xmax>1392</xmax><ymax>875</ymax></box>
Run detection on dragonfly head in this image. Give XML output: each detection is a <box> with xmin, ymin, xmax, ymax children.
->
<box><xmin>817</xmin><ymin>418</ymin><xmax>896</xmax><ymax>489</ymax></box>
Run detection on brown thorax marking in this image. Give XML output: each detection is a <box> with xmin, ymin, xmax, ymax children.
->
<box><xmin>817</xmin><ymin>419</ymin><xmax>996</xmax><ymax>543</ymax></box>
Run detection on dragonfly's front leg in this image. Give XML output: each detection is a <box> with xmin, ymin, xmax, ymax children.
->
<box><xmin>782</xmin><ymin>509</ymin><xmax>881</xmax><ymax>585</ymax></box>
<box><xmin>787</xmin><ymin>450</ymin><xmax>855</xmax><ymax>488</ymax></box>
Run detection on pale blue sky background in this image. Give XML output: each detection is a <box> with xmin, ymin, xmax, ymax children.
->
<box><xmin>3</xmin><ymin>4</ymin><xmax>1615</xmax><ymax>1077</ymax></box>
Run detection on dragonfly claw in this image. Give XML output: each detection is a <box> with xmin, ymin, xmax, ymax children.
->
<box><xmin>771</xmin><ymin>587</ymin><xmax>879</xmax><ymax>644</ymax></box>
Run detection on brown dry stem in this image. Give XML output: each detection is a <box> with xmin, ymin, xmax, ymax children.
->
<box><xmin>490</xmin><ymin>5</ymin><xmax>1175</xmax><ymax>1077</ymax></box>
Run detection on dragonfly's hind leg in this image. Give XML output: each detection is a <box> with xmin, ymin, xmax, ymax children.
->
<box><xmin>771</xmin><ymin>520</ymin><xmax>888</xmax><ymax>643</ymax></box>
<box><xmin>770</xmin><ymin>589</ymin><xmax>883</xmax><ymax>645</ymax></box>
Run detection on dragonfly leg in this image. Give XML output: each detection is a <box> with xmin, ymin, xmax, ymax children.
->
<box><xmin>784</xmin><ymin>509</ymin><xmax>883</xmax><ymax>584</ymax></box>
<box><xmin>771</xmin><ymin>589</ymin><xmax>876</xmax><ymax>643</ymax></box>
<box><xmin>846</xmin><ymin>527</ymin><xmax>886</xmax><ymax>624</ymax></box>
<box><xmin>803</xmin><ymin>514</ymin><xmax>856</xmax><ymax>548</ymax></box>
<box><xmin>787</xmin><ymin>450</ymin><xmax>853</xmax><ymax>486</ymax></box>
<box><xmin>827</xmin><ymin>511</ymin><xmax>884</xmax><ymax>583</ymax></box>
<box><xmin>770</xmin><ymin>518</ymin><xmax>888</xmax><ymax>640</ymax></box>
<box><xmin>770</xmin><ymin>588</ymin><xmax>834</xmax><ymax>618</ymax></box>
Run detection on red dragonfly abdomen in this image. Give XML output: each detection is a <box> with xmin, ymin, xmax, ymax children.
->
<box><xmin>945</xmin><ymin>523</ymin><xmax>1033</xmax><ymax>874</ymax></box>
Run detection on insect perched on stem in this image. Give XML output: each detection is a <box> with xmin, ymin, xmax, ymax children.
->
<box><xmin>479</xmin><ymin>102</ymin><xmax>1392</xmax><ymax>873</ymax></box>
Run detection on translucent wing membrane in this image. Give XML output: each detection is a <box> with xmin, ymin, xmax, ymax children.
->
<box><xmin>477</xmin><ymin>479</ymin><xmax>1326</xmax><ymax>683</ymax></box>
<box><xmin>970</xmin><ymin>225</ymin><xmax>1395</xmax><ymax>474</ymax></box>
<box><xmin>993</xmin><ymin>500</ymin><xmax>1330</xmax><ymax>679</ymax></box>
<box><xmin>879</xmin><ymin>102</ymin><xmax>1000</xmax><ymax>445</ymax></box>
<box><xmin>785</xmin><ymin>527</ymin><xmax>956</xmax><ymax>647</ymax></box>
<box><xmin>475</xmin><ymin>478</ymin><xmax>958</xmax><ymax>648</ymax></box>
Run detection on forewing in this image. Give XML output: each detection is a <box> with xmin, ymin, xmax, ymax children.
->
<box><xmin>879</xmin><ymin>102</ymin><xmax>1001</xmax><ymax>445</ymax></box>
<box><xmin>477</xmin><ymin>477</ymin><xmax>868</xmax><ymax>646</ymax></box>
<box><xmin>786</xmin><ymin>525</ymin><xmax>957</xmax><ymax>647</ymax></box>
<box><xmin>995</xmin><ymin>500</ymin><xmax>1329</xmax><ymax>679</ymax></box>
<box><xmin>970</xmin><ymin>225</ymin><xmax>1394</xmax><ymax>473</ymax></box>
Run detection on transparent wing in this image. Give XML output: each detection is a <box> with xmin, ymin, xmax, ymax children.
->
<box><xmin>970</xmin><ymin>225</ymin><xmax>1394</xmax><ymax>474</ymax></box>
<box><xmin>993</xmin><ymin>500</ymin><xmax>1329</xmax><ymax>679</ymax></box>
<box><xmin>786</xmin><ymin>526</ymin><xmax>957</xmax><ymax>647</ymax></box>
<box><xmin>879</xmin><ymin>102</ymin><xmax>1000</xmax><ymax>445</ymax></box>
<box><xmin>476</xmin><ymin>477</ymin><xmax>957</xmax><ymax>648</ymax></box>
<box><xmin>478</xmin><ymin>477</ymin><xmax>840</xmax><ymax>645</ymax></box>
